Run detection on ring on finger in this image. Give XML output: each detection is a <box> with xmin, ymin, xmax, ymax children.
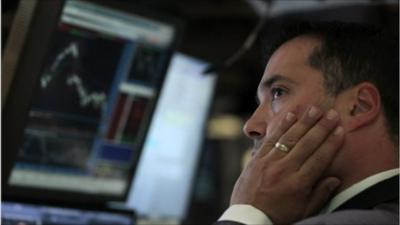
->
<box><xmin>274</xmin><ymin>142</ymin><xmax>291</xmax><ymax>153</ymax></box>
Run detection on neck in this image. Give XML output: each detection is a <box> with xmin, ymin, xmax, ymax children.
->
<box><xmin>330</xmin><ymin>128</ymin><xmax>398</xmax><ymax>193</ymax></box>
<box><xmin>337</xmin><ymin>161</ymin><xmax>398</xmax><ymax>193</ymax></box>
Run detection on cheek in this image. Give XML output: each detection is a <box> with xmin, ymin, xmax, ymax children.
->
<box><xmin>265</xmin><ymin>104</ymin><xmax>305</xmax><ymax>137</ymax></box>
<box><xmin>272</xmin><ymin>100</ymin><xmax>309</xmax><ymax>119</ymax></box>
<box><xmin>266</xmin><ymin>102</ymin><xmax>316</xmax><ymax>134</ymax></box>
<box><xmin>266</xmin><ymin>94</ymin><xmax>330</xmax><ymax>136</ymax></box>
<box><xmin>275</xmin><ymin>92</ymin><xmax>329</xmax><ymax>117</ymax></box>
<box><xmin>265</xmin><ymin>114</ymin><xmax>283</xmax><ymax>139</ymax></box>
<box><xmin>271</xmin><ymin>92</ymin><xmax>312</xmax><ymax>114</ymax></box>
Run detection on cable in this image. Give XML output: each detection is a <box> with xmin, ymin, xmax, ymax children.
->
<box><xmin>203</xmin><ymin>0</ymin><xmax>273</xmax><ymax>74</ymax></box>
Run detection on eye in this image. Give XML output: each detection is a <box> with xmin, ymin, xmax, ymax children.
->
<box><xmin>271</xmin><ymin>87</ymin><xmax>286</xmax><ymax>101</ymax></box>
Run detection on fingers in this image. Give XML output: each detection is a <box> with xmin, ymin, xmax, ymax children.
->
<box><xmin>287</xmin><ymin>109</ymin><xmax>340</xmax><ymax>165</ymax></box>
<box><xmin>267</xmin><ymin>106</ymin><xmax>324</xmax><ymax>160</ymax></box>
<box><xmin>303</xmin><ymin>177</ymin><xmax>341</xmax><ymax>217</ymax></box>
<box><xmin>299</xmin><ymin>125</ymin><xmax>344</xmax><ymax>180</ymax></box>
<box><xmin>255</xmin><ymin>112</ymin><xmax>297</xmax><ymax>158</ymax></box>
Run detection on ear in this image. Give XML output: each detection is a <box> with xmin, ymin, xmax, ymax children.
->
<box><xmin>345</xmin><ymin>82</ymin><xmax>381</xmax><ymax>132</ymax></box>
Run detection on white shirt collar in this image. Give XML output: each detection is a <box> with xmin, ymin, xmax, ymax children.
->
<box><xmin>321</xmin><ymin>168</ymin><xmax>399</xmax><ymax>214</ymax></box>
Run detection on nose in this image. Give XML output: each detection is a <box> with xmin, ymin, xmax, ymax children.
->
<box><xmin>243</xmin><ymin>105</ymin><xmax>267</xmax><ymax>140</ymax></box>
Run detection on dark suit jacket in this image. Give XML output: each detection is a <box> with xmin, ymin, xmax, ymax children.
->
<box><xmin>216</xmin><ymin>175</ymin><xmax>399</xmax><ymax>225</ymax></box>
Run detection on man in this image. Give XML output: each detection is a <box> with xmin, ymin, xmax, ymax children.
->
<box><xmin>217</xmin><ymin>21</ymin><xmax>399</xmax><ymax>224</ymax></box>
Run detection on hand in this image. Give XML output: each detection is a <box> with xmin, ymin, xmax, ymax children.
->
<box><xmin>230</xmin><ymin>106</ymin><xmax>345</xmax><ymax>225</ymax></box>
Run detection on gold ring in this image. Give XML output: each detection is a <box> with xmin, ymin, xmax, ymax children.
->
<box><xmin>275</xmin><ymin>142</ymin><xmax>290</xmax><ymax>153</ymax></box>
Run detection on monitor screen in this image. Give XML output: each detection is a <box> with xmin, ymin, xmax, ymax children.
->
<box><xmin>2</xmin><ymin>201</ymin><xmax>136</xmax><ymax>225</ymax></box>
<box><xmin>3</xmin><ymin>0</ymin><xmax>180</xmax><ymax>203</ymax></box>
<box><xmin>122</xmin><ymin>53</ymin><xmax>217</xmax><ymax>221</ymax></box>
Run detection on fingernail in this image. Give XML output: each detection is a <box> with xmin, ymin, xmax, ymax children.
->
<box><xmin>286</xmin><ymin>112</ymin><xmax>295</xmax><ymax>122</ymax></box>
<box><xmin>326</xmin><ymin>109</ymin><xmax>338</xmax><ymax>120</ymax></box>
<box><xmin>333</xmin><ymin>126</ymin><xmax>343</xmax><ymax>136</ymax></box>
<box><xmin>308</xmin><ymin>106</ymin><xmax>319</xmax><ymax>118</ymax></box>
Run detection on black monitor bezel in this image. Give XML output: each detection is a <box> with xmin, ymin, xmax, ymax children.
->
<box><xmin>2</xmin><ymin>0</ymin><xmax>183</xmax><ymax>206</ymax></box>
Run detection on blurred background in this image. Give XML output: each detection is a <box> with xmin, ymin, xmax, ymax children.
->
<box><xmin>2</xmin><ymin>0</ymin><xmax>398</xmax><ymax>225</ymax></box>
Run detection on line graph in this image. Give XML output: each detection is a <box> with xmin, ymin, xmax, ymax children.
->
<box><xmin>41</xmin><ymin>42</ymin><xmax>79</xmax><ymax>89</ymax></box>
<box><xmin>32</xmin><ymin>31</ymin><xmax>124</xmax><ymax>119</ymax></box>
<box><xmin>66</xmin><ymin>74</ymin><xmax>106</xmax><ymax>109</ymax></box>
<box><xmin>39</xmin><ymin>41</ymin><xmax>109</xmax><ymax>110</ymax></box>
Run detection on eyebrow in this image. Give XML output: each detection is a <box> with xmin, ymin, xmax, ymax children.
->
<box><xmin>259</xmin><ymin>74</ymin><xmax>296</xmax><ymax>90</ymax></box>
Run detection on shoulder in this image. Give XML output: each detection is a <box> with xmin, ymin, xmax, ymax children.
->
<box><xmin>296</xmin><ymin>203</ymin><xmax>399</xmax><ymax>225</ymax></box>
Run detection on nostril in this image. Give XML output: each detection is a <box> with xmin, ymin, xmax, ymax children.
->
<box><xmin>248</xmin><ymin>131</ymin><xmax>262</xmax><ymax>138</ymax></box>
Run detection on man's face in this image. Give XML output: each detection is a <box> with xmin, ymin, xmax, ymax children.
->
<box><xmin>244</xmin><ymin>36</ymin><xmax>335</xmax><ymax>151</ymax></box>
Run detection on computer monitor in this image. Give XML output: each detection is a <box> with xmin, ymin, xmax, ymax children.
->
<box><xmin>122</xmin><ymin>53</ymin><xmax>217</xmax><ymax>221</ymax></box>
<box><xmin>2</xmin><ymin>0</ymin><xmax>181</xmax><ymax>204</ymax></box>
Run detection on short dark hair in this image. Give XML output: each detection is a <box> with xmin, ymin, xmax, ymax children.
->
<box><xmin>262</xmin><ymin>20</ymin><xmax>399</xmax><ymax>142</ymax></box>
